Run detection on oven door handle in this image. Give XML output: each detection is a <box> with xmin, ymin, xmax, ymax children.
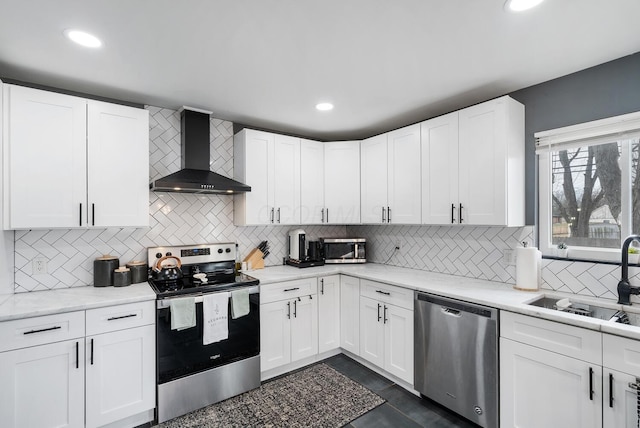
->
<box><xmin>156</xmin><ymin>285</ymin><xmax>259</xmax><ymax>309</ymax></box>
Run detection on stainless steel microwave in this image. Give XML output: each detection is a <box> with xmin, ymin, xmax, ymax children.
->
<box><xmin>321</xmin><ymin>238</ymin><xmax>366</xmax><ymax>264</ymax></box>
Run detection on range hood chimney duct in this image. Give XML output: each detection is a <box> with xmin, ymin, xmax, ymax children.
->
<box><xmin>150</xmin><ymin>107</ymin><xmax>251</xmax><ymax>194</ymax></box>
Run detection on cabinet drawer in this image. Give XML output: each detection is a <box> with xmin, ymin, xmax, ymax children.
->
<box><xmin>501</xmin><ymin>311</ymin><xmax>601</xmax><ymax>364</ymax></box>
<box><xmin>86</xmin><ymin>301</ymin><xmax>155</xmax><ymax>335</ymax></box>
<box><xmin>360</xmin><ymin>279</ymin><xmax>413</xmax><ymax>310</ymax></box>
<box><xmin>603</xmin><ymin>334</ymin><xmax>640</xmax><ymax>374</ymax></box>
<box><xmin>260</xmin><ymin>278</ymin><xmax>317</xmax><ymax>304</ymax></box>
<box><xmin>0</xmin><ymin>311</ymin><xmax>85</xmax><ymax>352</ymax></box>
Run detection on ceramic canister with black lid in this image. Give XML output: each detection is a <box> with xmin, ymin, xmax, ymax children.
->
<box><xmin>126</xmin><ymin>260</ymin><xmax>148</xmax><ymax>284</ymax></box>
<box><xmin>94</xmin><ymin>254</ymin><xmax>120</xmax><ymax>287</ymax></box>
<box><xmin>113</xmin><ymin>266</ymin><xmax>132</xmax><ymax>287</ymax></box>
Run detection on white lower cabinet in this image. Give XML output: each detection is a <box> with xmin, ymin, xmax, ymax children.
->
<box><xmin>340</xmin><ymin>276</ymin><xmax>360</xmax><ymax>354</ymax></box>
<box><xmin>358</xmin><ymin>280</ymin><xmax>413</xmax><ymax>385</ymax></box>
<box><xmin>0</xmin><ymin>301</ymin><xmax>155</xmax><ymax>428</ymax></box>
<box><xmin>0</xmin><ymin>339</ymin><xmax>85</xmax><ymax>428</ymax></box>
<box><xmin>260</xmin><ymin>278</ymin><xmax>318</xmax><ymax>372</ymax></box>
<box><xmin>500</xmin><ymin>311</ymin><xmax>640</xmax><ymax>428</ymax></box>
<box><xmin>318</xmin><ymin>275</ymin><xmax>340</xmax><ymax>353</ymax></box>
<box><xmin>85</xmin><ymin>324</ymin><xmax>155</xmax><ymax>428</ymax></box>
<box><xmin>500</xmin><ymin>337</ymin><xmax>602</xmax><ymax>428</ymax></box>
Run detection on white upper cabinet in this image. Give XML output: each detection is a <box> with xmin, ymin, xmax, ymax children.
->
<box><xmin>386</xmin><ymin>124</ymin><xmax>421</xmax><ymax>224</ymax></box>
<box><xmin>421</xmin><ymin>112</ymin><xmax>459</xmax><ymax>225</ymax></box>
<box><xmin>234</xmin><ymin>129</ymin><xmax>301</xmax><ymax>225</ymax></box>
<box><xmin>3</xmin><ymin>84</ymin><xmax>149</xmax><ymax>230</ymax></box>
<box><xmin>87</xmin><ymin>100</ymin><xmax>149</xmax><ymax>228</ymax></box>
<box><xmin>324</xmin><ymin>141</ymin><xmax>360</xmax><ymax>224</ymax></box>
<box><xmin>300</xmin><ymin>139</ymin><xmax>325</xmax><ymax>224</ymax></box>
<box><xmin>421</xmin><ymin>96</ymin><xmax>524</xmax><ymax>226</ymax></box>
<box><xmin>361</xmin><ymin>125</ymin><xmax>421</xmax><ymax>225</ymax></box>
<box><xmin>361</xmin><ymin>134</ymin><xmax>388</xmax><ymax>224</ymax></box>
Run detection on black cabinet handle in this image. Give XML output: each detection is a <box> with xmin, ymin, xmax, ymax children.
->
<box><xmin>284</xmin><ymin>287</ymin><xmax>300</xmax><ymax>292</ymax></box>
<box><xmin>589</xmin><ymin>367</ymin><xmax>594</xmax><ymax>400</ymax></box>
<box><xmin>382</xmin><ymin>207</ymin><xmax>386</xmax><ymax>223</ymax></box>
<box><xmin>24</xmin><ymin>325</ymin><xmax>62</xmax><ymax>335</ymax></box>
<box><xmin>383</xmin><ymin>305</ymin><xmax>388</xmax><ymax>324</ymax></box>
<box><xmin>609</xmin><ymin>372</ymin><xmax>614</xmax><ymax>407</ymax></box>
<box><xmin>326</xmin><ymin>209</ymin><xmax>329</xmax><ymax>223</ymax></box>
<box><xmin>92</xmin><ymin>203</ymin><xmax>95</xmax><ymax>226</ymax></box>
<box><xmin>76</xmin><ymin>341</ymin><xmax>79</xmax><ymax>369</ymax></box>
<box><xmin>90</xmin><ymin>338</ymin><xmax>94</xmax><ymax>365</ymax></box>
<box><xmin>79</xmin><ymin>203</ymin><xmax>83</xmax><ymax>227</ymax></box>
<box><xmin>320</xmin><ymin>278</ymin><xmax>324</xmax><ymax>295</ymax></box>
<box><xmin>377</xmin><ymin>303</ymin><xmax>381</xmax><ymax>322</ymax></box>
<box><xmin>277</xmin><ymin>208</ymin><xmax>281</xmax><ymax>223</ymax></box>
<box><xmin>287</xmin><ymin>301</ymin><xmax>291</xmax><ymax>319</ymax></box>
<box><xmin>376</xmin><ymin>290</ymin><xmax>391</xmax><ymax>296</ymax></box>
<box><xmin>451</xmin><ymin>203</ymin><xmax>456</xmax><ymax>224</ymax></box>
<box><xmin>294</xmin><ymin>299</ymin><xmax>297</xmax><ymax>318</ymax></box>
<box><xmin>321</xmin><ymin>208</ymin><xmax>325</xmax><ymax>223</ymax></box>
<box><xmin>387</xmin><ymin>207</ymin><xmax>391</xmax><ymax>223</ymax></box>
<box><xmin>270</xmin><ymin>208</ymin><xmax>274</xmax><ymax>223</ymax></box>
<box><xmin>107</xmin><ymin>314</ymin><xmax>137</xmax><ymax>321</ymax></box>
<box><xmin>459</xmin><ymin>203</ymin><xmax>464</xmax><ymax>224</ymax></box>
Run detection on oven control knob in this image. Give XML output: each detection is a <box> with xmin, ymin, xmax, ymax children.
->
<box><xmin>166</xmin><ymin>252</ymin><xmax>172</xmax><ymax>256</ymax></box>
<box><xmin>225</xmin><ymin>248</ymin><xmax>231</xmax><ymax>253</ymax></box>
<box><xmin>217</xmin><ymin>249</ymin><xmax>223</xmax><ymax>254</ymax></box>
<box><xmin>155</xmin><ymin>253</ymin><xmax>162</xmax><ymax>259</ymax></box>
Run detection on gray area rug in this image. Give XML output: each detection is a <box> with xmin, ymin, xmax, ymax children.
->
<box><xmin>158</xmin><ymin>363</ymin><xmax>385</xmax><ymax>427</ymax></box>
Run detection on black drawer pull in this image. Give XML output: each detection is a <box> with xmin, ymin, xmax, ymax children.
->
<box><xmin>76</xmin><ymin>341</ymin><xmax>79</xmax><ymax>369</ymax></box>
<box><xmin>24</xmin><ymin>325</ymin><xmax>62</xmax><ymax>335</ymax></box>
<box><xmin>589</xmin><ymin>367</ymin><xmax>594</xmax><ymax>400</ymax></box>
<box><xmin>376</xmin><ymin>290</ymin><xmax>391</xmax><ymax>296</ymax></box>
<box><xmin>90</xmin><ymin>338</ymin><xmax>94</xmax><ymax>365</ymax></box>
<box><xmin>107</xmin><ymin>314</ymin><xmax>137</xmax><ymax>321</ymax></box>
<box><xmin>609</xmin><ymin>373</ymin><xmax>613</xmax><ymax>408</ymax></box>
<box><xmin>284</xmin><ymin>287</ymin><xmax>300</xmax><ymax>292</ymax></box>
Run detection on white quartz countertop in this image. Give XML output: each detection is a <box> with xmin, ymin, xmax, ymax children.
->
<box><xmin>246</xmin><ymin>263</ymin><xmax>640</xmax><ymax>341</ymax></box>
<box><xmin>0</xmin><ymin>282</ymin><xmax>156</xmax><ymax>321</ymax></box>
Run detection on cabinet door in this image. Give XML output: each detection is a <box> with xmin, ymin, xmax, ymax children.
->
<box><xmin>387</xmin><ymin>124</ymin><xmax>421</xmax><ymax>224</ymax></box>
<box><xmin>5</xmin><ymin>85</ymin><xmax>87</xmax><ymax>229</ymax></box>
<box><xmin>421</xmin><ymin>112</ymin><xmax>459</xmax><ymax>225</ymax></box>
<box><xmin>340</xmin><ymin>276</ymin><xmax>360</xmax><ymax>354</ymax></box>
<box><xmin>260</xmin><ymin>300</ymin><xmax>291</xmax><ymax>371</ymax></box>
<box><xmin>458</xmin><ymin>99</ymin><xmax>507</xmax><ymax>225</ymax></box>
<box><xmin>87</xmin><ymin>101</ymin><xmax>149</xmax><ymax>227</ymax></box>
<box><xmin>318</xmin><ymin>275</ymin><xmax>340</xmax><ymax>353</ymax></box>
<box><xmin>383</xmin><ymin>304</ymin><xmax>413</xmax><ymax>384</ymax></box>
<box><xmin>300</xmin><ymin>139</ymin><xmax>325</xmax><ymax>224</ymax></box>
<box><xmin>604</xmin><ymin>368</ymin><xmax>640</xmax><ymax>428</ymax></box>
<box><xmin>234</xmin><ymin>130</ymin><xmax>274</xmax><ymax>225</ymax></box>
<box><xmin>359</xmin><ymin>296</ymin><xmax>384</xmax><ymax>368</ymax></box>
<box><xmin>324</xmin><ymin>141</ymin><xmax>360</xmax><ymax>224</ymax></box>
<box><xmin>360</xmin><ymin>134</ymin><xmax>388</xmax><ymax>224</ymax></box>
<box><xmin>500</xmin><ymin>338</ymin><xmax>601</xmax><ymax>428</ymax></box>
<box><xmin>0</xmin><ymin>339</ymin><xmax>84</xmax><ymax>428</ymax></box>
<box><xmin>86</xmin><ymin>325</ymin><xmax>155</xmax><ymax>428</ymax></box>
<box><xmin>290</xmin><ymin>296</ymin><xmax>318</xmax><ymax>362</ymax></box>
<box><xmin>273</xmin><ymin>135</ymin><xmax>301</xmax><ymax>224</ymax></box>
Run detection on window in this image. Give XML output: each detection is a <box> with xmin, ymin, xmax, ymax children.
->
<box><xmin>537</xmin><ymin>112</ymin><xmax>640</xmax><ymax>261</ymax></box>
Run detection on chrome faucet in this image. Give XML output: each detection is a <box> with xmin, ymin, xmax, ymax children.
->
<box><xmin>618</xmin><ymin>235</ymin><xmax>640</xmax><ymax>305</ymax></box>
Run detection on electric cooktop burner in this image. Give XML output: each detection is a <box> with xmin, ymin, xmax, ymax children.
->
<box><xmin>147</xmin><ymin>243</ymin><xmax>259</xmax><ymax>299</ymax></box>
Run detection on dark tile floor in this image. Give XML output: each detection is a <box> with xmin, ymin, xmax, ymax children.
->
<box><xmin>323</xmin><ymin>354</ymin><xmax>478</xmax><ymax>428</ymax></box>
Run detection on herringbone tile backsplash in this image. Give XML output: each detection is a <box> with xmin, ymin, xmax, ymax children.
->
<box><xmin>12</xmin><ymin>106</ymin><xmax>635</xmax><ymax>300</ymax></box>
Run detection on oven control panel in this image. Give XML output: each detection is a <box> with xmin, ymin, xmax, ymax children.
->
<box><xmin>147</xmin><ymin>243</ymin><xmax>236</xmax><ymax>267</ymax></box>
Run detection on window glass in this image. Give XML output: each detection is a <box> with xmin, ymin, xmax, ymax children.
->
<box><xmin>551</xmin><ymin>141</ymin><xmax>621</xmax><ymax>249</ymax></box>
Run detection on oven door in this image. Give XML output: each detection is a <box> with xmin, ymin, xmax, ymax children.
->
<box><xmin>156</xmin><ymin>285</ymin><xmax>259</xmax><ymax>385</ymax></box>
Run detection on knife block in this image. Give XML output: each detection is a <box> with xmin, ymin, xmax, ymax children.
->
<box><xmin>243</xmin><ymin>248</ymin><xmax>265</xmax><ymax>270</ymax></box>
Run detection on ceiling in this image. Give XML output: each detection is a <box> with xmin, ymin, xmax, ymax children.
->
<box><xmin>0</xmin><ymin>0</ymin><xmax>639</xmax><ymax>141</ymax></box>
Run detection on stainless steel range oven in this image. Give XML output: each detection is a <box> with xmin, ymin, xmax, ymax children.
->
<box><xmin>147</xmin><ymin>243</ymin><xmax>260</xmax><ymax>423</ymax></box>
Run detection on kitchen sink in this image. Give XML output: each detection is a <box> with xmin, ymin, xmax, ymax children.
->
<box><xmin>527</xmin><ymin>296</ymin><xmax>630</xmax><ymax>323</ymax></box>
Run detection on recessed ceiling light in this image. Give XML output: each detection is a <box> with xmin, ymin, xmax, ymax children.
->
<box><xmin>504</xmin><ymin>0</ymin><xmax>544</xmax><ymax>12</ymax></box>
<box><xmin>64</xmin><ymin>29</ymin><xmax>102</xmax><ymax>48</ymax></box>
<box><xmin>316</xmin><ymin>102</ymin><xmax>334</xmax><ymax>111</ymax></box>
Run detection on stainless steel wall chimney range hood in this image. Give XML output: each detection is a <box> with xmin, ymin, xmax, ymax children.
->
<box><xmin>149</xmin><ymin>107</ymin><xmax>251</xmax><ymax>194</ymax></box>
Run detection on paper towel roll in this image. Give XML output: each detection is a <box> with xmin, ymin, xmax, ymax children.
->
<box><xmin>515</xmin><ymin>246</ymin><xmax>542</xmax><ymax>291</ymax></box>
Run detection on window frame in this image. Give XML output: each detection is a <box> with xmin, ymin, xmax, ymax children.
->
<box><xmin>537</xmin><ymin>111</ymin><xmax>640</xmax><ymax>262</ymax></box>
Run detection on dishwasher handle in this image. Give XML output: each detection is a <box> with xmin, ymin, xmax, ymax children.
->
<box><xmin>416</xmin><ymin>292</ymin><xmax>497</xmax><ymax>319</ymax></box>
<box><xmin>441</xmin><ymin>306</ymin><xmax>462</xmax><ymax>317</ymax></box>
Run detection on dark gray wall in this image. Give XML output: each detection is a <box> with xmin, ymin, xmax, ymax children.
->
<box><xmin>509</xmin><ymin>52</ymin><xmax>640</xmax><ymax>225</ymax></box>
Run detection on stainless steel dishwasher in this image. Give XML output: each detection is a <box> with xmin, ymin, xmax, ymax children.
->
<box><xmin>415</xmin><ymin>292</ymin><xmax>498</xmax><ymax>428</ymax></box>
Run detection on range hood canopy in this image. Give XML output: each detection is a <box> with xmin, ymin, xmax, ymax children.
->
<box><xmin>150</xmin><ymin>107</ymin><xmax>251</xmax><ymax>194</ymax></box>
